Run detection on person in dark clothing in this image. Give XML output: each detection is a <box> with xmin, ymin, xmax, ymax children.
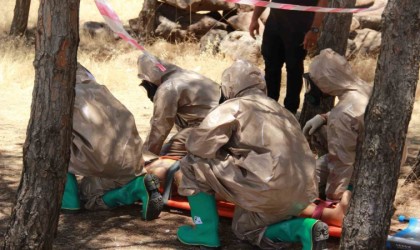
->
<box><xmin>249</xmin><ymin>0</ymin><xmax>327</xmax><ymax>114</ymax></box>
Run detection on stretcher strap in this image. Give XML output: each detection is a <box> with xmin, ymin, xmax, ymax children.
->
<box><xmin>162</xmin><ymin>161</ymin><xmax>181</xmax><ymax>204</ymax></box>
<box><xmin>312</xmin><ymin>200</ymin><xmax>336</xmax><ymax>220</ymax></box>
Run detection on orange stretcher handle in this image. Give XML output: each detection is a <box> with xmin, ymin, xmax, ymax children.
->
<box><xmin>158</xmin><ymin>159</ymin><xmax>342</xmax><ymax>237</ymax></box>
<box><xmin>159</xmin><ymin>156</ymin><xmax>182</xmax><ymax>161</ymax></box>
<box><xmin>166</xmin><ymin>197</ymin><xmax>235</xmax><ymax>218</ymax></box>
<box><xmin>165</xmin><ymin>196</ymin><xmax>342</xmax><ymax>237</ymax></box>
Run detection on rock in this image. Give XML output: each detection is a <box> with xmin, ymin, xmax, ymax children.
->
<box><xmin>237</xmin><ymin>4</ymin><xmax>254</xmax><ymax>13</ymax></box>
<box><xmin>227</xmin><ymin>11</ymin><xmax>265</xmax><ymax>34</ymax></box>
<box><xmin>81</xmin><ymin>21</ymin><xmax>119</xmax><ymax>41</ymax></box>
<box><xmin>155</xmin><ymin>15</ymin><xmax>188</xmax><ymax>41</ymax></box>
<box><xmin>161</xmin><ymin>0</ymin><xmax>235</xmax><ymax>12</ymax></box>
<box><xmin>129</xmin><ymin>18</ymin><xmax>140</xmax><ymax>34</ymax></box>
<box><xmin>199</xmin><ymin>29</ymin><xmax>228</xmax><ymax>54</ymax></box>
<box><xmin>188</xmin><ymin>15</ymin><xmax>228</xmax><ymax>37</ymax></box>
<box><xmin>345</xmin><ymin>39</ymin><xmax>357</xmax><ymax>58</ymax></box>
<box><xmin>355</xmin><ymin>0</ymin><xmax>374</xmax><ymax>7</ymax></box>
<box><xmin>155</xmin><ymin>3</ymin><xmax>228</xmax><ymax>42</ymax></box>
<box><xmin>356</xmin><ymin>15</ymin><xmax>382</xmax><ymax>31</ymax></box>
<box><xmin>347</xmin><ymin>28</ymin><xmax>381</xmax><ymax>57</ymax></box>
<box><xmin>219</xmin><ymin>31</ymin><xmax>262</xmax><ymax>63</ymax></box>
<box><xmin>354</xmin><ymin>0</ymin><xmax>387</xmax><ymax>31</ymax></box>
<box><xmin>350</xmin><ymin>17</ymin><xmax>360</xmax><ymax>32</ymax></box>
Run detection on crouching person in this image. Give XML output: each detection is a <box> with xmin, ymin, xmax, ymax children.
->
<box><xmin>177</xmin><ymin>60</ymin><xmax>329</xmax><ymax>249</ymax></box>
<box><xmin>61</xmin><ymin>64</ymin><xmax>163</xmax><ymax>221</ymax></box>
<box><xmin>302</xmin><ymin>49</ymin><xmax>373</xmax><ymax>201</ymax></box>
<box><xmin>137</xmin><ymin>55</ymin><xmax>220</xmax><ymax>158</ymax></box>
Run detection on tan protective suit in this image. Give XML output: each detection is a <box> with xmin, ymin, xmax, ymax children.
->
<box><xmin>178</xmin><ymin>60</ymin><xmax>318</xmax><ymax>248</ymax></box>
<box><xmin>70</xmin><ymin>65</ymin><xmax>146</xmax><ymax>210</ymax></box>
<box><xmin>309</xmin><ymin>49</ymin><xmax>372</xmax><ymax>200</ymax></box>
<box><xmin>137</xmin><ymin>55</ymin><xmax>220</xmax><ymax>156</ymax></box>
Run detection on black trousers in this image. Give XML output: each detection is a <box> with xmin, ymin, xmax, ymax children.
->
<box><xmin>261</xmin><ymin>23</ymin><xmax>307</xmax><ymax>114</ymax></box>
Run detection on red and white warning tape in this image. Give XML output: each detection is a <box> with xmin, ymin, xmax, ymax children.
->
<box><xmin>94</xmin><ymin>0</ymin><xmax>384</xmax><ymax>72</ymax></box>
<box><xmin>224</xmin><ymin>0</ymin><xmax>385</xmax><ymax>13</ymax></box>
<box><xmin>94</xmin><ymin>0</ymin><xmax>166</xmax><ymax>72</ymax></box>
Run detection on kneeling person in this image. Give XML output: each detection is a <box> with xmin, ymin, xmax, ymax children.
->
<box><xmin>177</xmin><ymin>60</ymin><xmax>329</xmax><ymax>249</ymax></box>
<box><xmin>62</xmin><ymin>64</ymin><xmax>163</xmax><ymax>221</ymax></box>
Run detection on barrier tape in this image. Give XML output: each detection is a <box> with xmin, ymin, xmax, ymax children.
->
<box><xmin>94</xmin><ymin>0</ymin><xmax>166</xmax><ymax>72</ymax></box>
<box><xmin>94</xmin><ymin>0</ymin><xmax>383</xmax><ymax>72</ymax></box>
<box><xmin>224</xmin><ymin>0</ymin><xmax>385</xmax><ymax>14</ymax></box>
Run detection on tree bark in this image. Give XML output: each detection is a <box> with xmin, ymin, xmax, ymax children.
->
<box><xmin>315</xmin><ymin>0</ymin><xmax>356</xmax><ymax>56</ymax></box>
<box><xmin>404</xmin><ymin>150</ymin><xmax>420</xmax><ymax>184</ymax></box>
<box><xmin>138</xmin><ymin>0</ymin><xmax>158</xmax><ymax>43</ymax></box>
<box><xmin>340</xmin><ymin>0</ymin><xmax>420</xmax><ymax>248</ymax></box>
<box><xmin>3</xmin><ymin>0</ymin><xmax>80</xmax><ymax>249</ymax></box>
<box><xmin>299</xmin><ymin>0</ymin><xmax>355</xmax><ymax>130</ymax></box>
<box><xmin>9</xmin><ymin>0</ymin><xmax>32</xmax><ymax>36</ymax></box>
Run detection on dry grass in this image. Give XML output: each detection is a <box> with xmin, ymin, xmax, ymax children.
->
<box><xmin>1</xmin><ymin>0</ymin><xmax>143</xmax><ymax>34</ymax></box>
<box><xmin>0</xmin><ymin>38</ymin><xmax>35</xmax><ymax>89</ymax></box>
<box><xmin>1</xmin><ymin>0</ymin><xmax>383</xmax><ymax>91</ymax></box>
<box><xmin>0</xmin><ymin>0</ymin><xmax>233</xmax><ymax>92</ymax></box>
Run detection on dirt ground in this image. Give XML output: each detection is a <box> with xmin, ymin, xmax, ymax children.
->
<box><xmin>0</xmin><ymin>66</ymin><xmax>419</xmax><ymax>249</ymax></box>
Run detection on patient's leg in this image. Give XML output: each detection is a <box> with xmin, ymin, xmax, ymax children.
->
<box><xmin>145</xmin><ymin>158</ymin><xmax>225</xmax><ymax>201</ymax></box>
<box><xmin>145</xmin><ymin>158</ymin><xmax>182</xmax><ymax>186</ymax></box>
<box><xmin>300</xmin><ymin>190</ymin><xmax>351</xmax><ymax>227</ymax></box>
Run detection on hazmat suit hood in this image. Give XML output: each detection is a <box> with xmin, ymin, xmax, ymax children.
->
<box><xmin>137</xmin><ymin>54</ymin><xmax>180</xmax><ymax>86</ymax></box>
<box><xmin>309</xmin><ymin>49</ymin><xmax>364</xmax><ymax>97</ymax></box>
<box><xmin>76</xmin><ymin>63</ymin><xmax>96</xmax><ymax>83</ymax></box>
<box><xmin>221</xmin><ymin>60</ymin><xmax>266</xmax><ymax>99</ymax></box>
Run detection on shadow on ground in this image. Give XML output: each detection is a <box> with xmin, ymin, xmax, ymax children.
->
<box><xmin>56</xmin><ymin>205</ymin><xmax>342</xmax><ymax>249</ymax></box>
<box><xmin>0</xmin><ymin>147</ymin><xmax>22</xmax><ymax>240</ymax></box>
<box><xmin>55</xmin><ymin>206</ymin><xmax>259</xmax><ymax>250</ymax></box>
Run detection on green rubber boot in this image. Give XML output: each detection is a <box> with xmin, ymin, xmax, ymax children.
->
<box><xmin>264</xmin><ymin>218</ymin><xmax>329</xmax><ymax>250</ymax></box>
<box><xmin>102</xmin><ymin>174</ymin><xmax>163</xmax><ymax>221</ymax></box>
<box><xmin>177</xmin><ymin>192</ymin><xmax>221</xmax><ymax>248</ymax></box>
<box><xmin>61</xmin><ymin>173</ymin><xmax>81</xmax><ymax>211</ymax></box>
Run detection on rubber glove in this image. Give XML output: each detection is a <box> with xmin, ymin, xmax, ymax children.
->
<box><xmin>303</xmin><ymin>114</ymin><xmax>326</xmax><ymax>136</ymax></box>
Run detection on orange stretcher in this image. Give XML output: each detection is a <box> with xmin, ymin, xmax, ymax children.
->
<box><xmin>160</xmin><ymin>161</ymin><xmax>342</xmax><ymax>238</ymax></box>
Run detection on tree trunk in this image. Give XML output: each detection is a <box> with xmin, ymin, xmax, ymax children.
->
<box><xmin>3</xmin><ymin>0</ymin><xmax>80</xmax><ymax>249</ymax></box>
<box><xmin>315</xmin><ymin>0</ymin><xmax>356</xmax><ymax>56</ymax></box>
<box><xmin>9</xmin><ymin>0</ymin><xmax>32</xmax><ymax>36</ymax></box>
<box><xmin>340</xmin><ymin>0</ymin><xmax>420</xmax><ymax>248</ymax></box>
<box><xmin>299</xmin><ymin>0</ymin><xmax>355</xmax><ymax>130</ymax></box>
<box><xmin>404</xmin><ymin>150</ymin><xmax>420</xmax><ymax>184</ymax></box>
<box><xmin>138</xmin><ymin>0</ymin><xmax>158</xmax><ymax>43</ymax></box>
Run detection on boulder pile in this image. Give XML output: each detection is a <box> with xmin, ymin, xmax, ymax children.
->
<box><xmin>82</xmin><ymin>0</ymin><xmax>387</xmax><ymax>61</ymax></box>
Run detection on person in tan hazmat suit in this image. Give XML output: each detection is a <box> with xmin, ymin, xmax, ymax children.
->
<box><xmin>137</xmin><ymin>54</ymin><xmax>220</xmax><ymax>158</ymax></box>
<box><xmin>303</xmin><ymin>49</ymin><xmax>372</xmax><ymax>202</ymax></box>
<box><xmin>61</xmin><ymin>64</ymin><xmax>163</xmax><ymax>221</ymax></box>
<box><xmin>176</xmin><ymin>60</ymin><xmax>330</xmax><ymax>250</ymax></box>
